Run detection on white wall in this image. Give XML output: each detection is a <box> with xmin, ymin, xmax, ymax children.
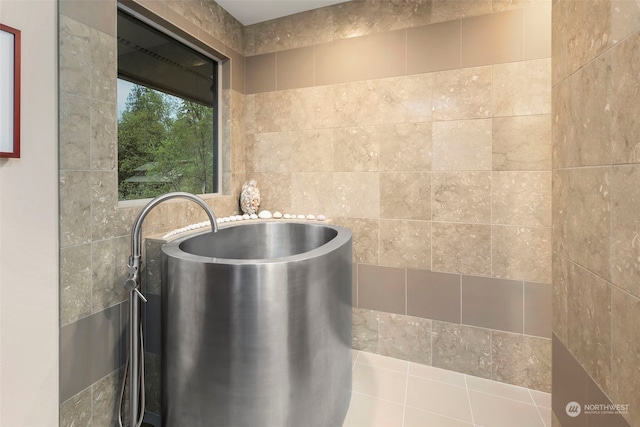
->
<box><xmin>0</xmin><ymin>0</ymin><xmax>59</xmax><ymax>425</ymax></box>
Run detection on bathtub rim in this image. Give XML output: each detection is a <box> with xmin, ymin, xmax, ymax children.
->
<box><xmin>161</xmin><ymin>220</ymin><xmax>352</xmax><ymax>265</ymax></box>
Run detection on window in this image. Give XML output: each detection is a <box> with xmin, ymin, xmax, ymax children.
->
<box><xmin>117</xmin><ymin>8</ymin><xmax>218</xmax><ymax>200</ymax></box>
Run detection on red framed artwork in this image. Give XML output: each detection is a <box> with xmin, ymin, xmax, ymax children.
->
<box><xmin>1</xmin><ymin>23</ymin><xmax>20</xmax><ymax>158</ymax></box>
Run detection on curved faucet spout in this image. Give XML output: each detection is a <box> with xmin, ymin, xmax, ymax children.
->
<box><xmin>123</xmin><ymin>191</ymin><xmax>218</xmax><ymax>427</ymax></box>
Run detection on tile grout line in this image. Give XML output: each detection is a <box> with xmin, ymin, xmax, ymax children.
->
<box><xmin>464</xmin><ymin>375</ymin><xmax>476</xmax><ymax>426</ymax></box>
<box><xmin>528</xmin><ymin>388</ymin><xmax>548</xmax><ymax>427</ymax></box>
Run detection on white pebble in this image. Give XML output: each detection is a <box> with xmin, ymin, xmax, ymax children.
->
<box><xmin>242</xmin><ymin>214</ymin><xmax>250</xmax><ymax>220</ymax></box>
<box><xmin>216</xmin><ymin>218</ymin><xmax>223</xmax><ymax>223</ymax></box>
<box><xmin>297</xmin><ymin>214</ymin><xmax>305</xmax><ymax>220</ymax></box>
<box><xmin>229</xmin><ymin>216</ymin><xmax>237</xmax><ymax>221</ymax></box>
<box><xmin>258</xmin><ymin>210</ymin><xmax>273</xmax><ymax>219</ymax></box>
<box><xmin>306</xmin><ymin>214</ymin><xmax>316</xmax><ymax>220</ymax></box>
<box><xmin>283</xmin><ymin>213</ymin><xmax>292</xmax><ymax>219</ymax></box>
<box><xmin>235</xmin><ymin>215</ymin><xmax>243</xmax><ymax>221</ymax></box>
<box><xmin>316</xmin><ymin>214</ymin><xmax>326</xmax><ymax>221</ymax></box>
<box><xmin>222</xmin><ymin>217</ymin><xmax>230</xmax><ymax>222</ymax></box>
<box><xmin>273</xmin><ymin>211</ymin><xmax>283</xmax><ymax>219</ymax></box>
<box><xmin>250</xmin><ymin>214</ymin><xmax>258</xmax><ymax>220</ymax></box>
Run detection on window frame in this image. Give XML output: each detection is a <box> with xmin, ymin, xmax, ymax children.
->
<box><xmin>116</xmin><ymin>2</ymin><xmax>225</xmax><ymax>202</ymax></box>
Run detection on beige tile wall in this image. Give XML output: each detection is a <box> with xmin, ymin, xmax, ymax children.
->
<box><xmin>243</xmin><ymin>0</ymin><xmax>552</xmax><ymax>392</ymax></box>
<box><xmin>59</xmin><ymin>0</ymin><xmax>245</xmax><ymax>425</ymax></box>
<box><xmin>552</xmin><ymin>1</ymin><xmax>640</xmax><ymax>426</ymax></box>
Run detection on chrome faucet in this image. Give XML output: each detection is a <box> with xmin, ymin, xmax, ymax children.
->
<box><xmin>121</xmin><ymin>192</ymin><xmax>218</xmax><ymax>427</ymax></box>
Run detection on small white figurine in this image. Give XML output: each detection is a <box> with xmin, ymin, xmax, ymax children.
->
<box><xmin>240</xmin><ymin>180</ymin><xmax>261</xmax><ymax>215</ymax></box>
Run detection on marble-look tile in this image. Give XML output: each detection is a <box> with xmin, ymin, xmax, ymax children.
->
<box><xmin>611</xmin><ymin>288</ymin><xmax>640</xmax><ymax>427</ymax></box>
<box><xmin>493</xmin><ymin>58</ymin><xmax>551</xmax><ymax>117</ymax></box>
<box><xmin>432</xmin><ymin>171</ymin><xmax>491</xmax><ymax>223</ymax></box>
<box><xmin>432</xmin><ymin>119</ymin><xmax>492</xmax><ymax>171</ymax></box>
<box><xmin>492</xmin><ymin>225</ymin><xmax>552</xmax><ymax>283</ymax></box>
<box><xmin>552</xmin><ymin>0</ymin><xmax>568</xmax><ymax>85</ymax></box>
<box><xmin>492</xmin><ymin>0</ymin><xmax>548</xmax><ymax>12</ymax></box>
<box><xmin>491</xmin><ymin>331</ymin><xmax>551</xmax><ymax>392</ymax></box>
<box><xmin>92</xmin><ymin>236</ymin><xmax>130</xmax><ymax>312</ymax></box>
<box><xmin>60</xmin><ymin>93</ymin><xmax>91</xmax><ymax>170</ymax></box>
<box><xmin>551</xmin><ymin>79</ymin><xmax>568</xmax><ymax>169</ymax></box>
<box><xmin>90</xmin><ymin>28</ymin><xmax>116</xmax><ymax>104</ymax></box>
<box><xmin>566</xmin><ymin>0</ymin><xmax>611</xmax><ymax>74</ymax></box>
<box><xmin>92</xmin><ymin>368</ymin><xmax>124</xmax><ymax>427</ymax></box>
<box><xmin>245</xmin><ymin>132</ymin><xmax>292</xmax><ymax>173</ymax></box>
<box><xmin>144</xmin><ymin>239</ymin><xmax>164</xmax><ymax>296</ymax></box>
<box><xmin>611</xmin><ymin>0</ymin><xmax>640</xmax><ymax>44</ymax></box>
<box><xmin>562</xmin><ymin>167</ymin><xmax>611</xmax><ymax>280</ymax></box>
<box><xmin>334</xmin><ymin>172</ymin><xmax>380</xmax><ymax>218</ymax></box>
<box><xmin>432</xmin><ymin>66</ymin><xmax>492</xmax><ymax>121</ymax></box>
<box><xmin>291</xmin><ymin>172</ymin><xmax>335</xmax><ymax>215</ymax></box>
<box><xmin>59</xmin><ymin>15</ymin><xmax>91</xmax><ymax>97</ymax></box>
<box><xmin>91</xmin><ymin>100</ymin><xmax>117</xmax><ymax>171</ymax></box>
<box><xmin>91</xmin><ymin>171</ymin><xmax>132</xmax><ymax>240</ymax></box>
<box><xmin>378</xmin><ymin>312</ymin><xmax>431</xmax><ymax>365</ymax></box>
<box><xmin>145</xmin><ymin>352</ymin><xmax>162</xmax><ymax>415</ymax></box>
<box><xmin>250</xmin><ymin>16</ymin><xmax>293</xmax><ymax>55</ymax></box>
<box><xmin>551</xmin><ymin>168</ymin><xmax>567</xmax><ymax>256</ymax></box>
<box><xmin>612</xmin><ymin>31</ymin><xmax>640</xmax><ymax>164</ymax></box>
<box><xmin>432</xmin><ymin>223</ymin><xmax>491</xmax><ymax>276</ymax></box>
<box><xmin>492</xmin><ymin>171</ymin><xmax>551</xmax><ymax>227</ymax></box>
<box><xmin>432</xmin><ymin>0</ymin><xmax>492</xmax><ymax>23</ymax></box>
<box><xmin>60</xmin><ymin>171</ymin><xmax>92</xmax><ymax>247</ymax></box>
<box><xmin>352</xmin><ymin>308</ymin><xmax>379</xmax><ymax>353</ymax></box>
<box><xmin>566</xmin><ymin>261</ymin><xmax>612</xmax><ymax>395</ymax></box>
<box><xmin>378</xmin><ymin>122</ymin><xmax>432</xmax><ymax>172</ymax></box>
<box><xmin>289</xmin><ymin>85</ymin><xmax>337</xmax><ymax>130</ymax></box>
<box><xmin>288</xmin><ymin>7</ymin><xmax>327</xmax><ymax>50</ymax></box>
<box><xmin>332</xmin><ymin>217</ymin><xmax>379</xmax><ymax>265</ymax></box>
<box><xmin>290</xmin><ymin>129</ymin><xmax>333</xmax><ymax>172</ymax></box>
<box><xmin>379</xmin><ymin>219</ymin><xmax>431</xmax><ymax>270</ymax></box>
<box><xmin>60</xmin><ymin>386</ymin><xmax>92</xmax><ymax>427</ymax></box>
<box><xmin>251</xmin><ymin>91</ymin><xmax>293</xmax><ymax>132</ymax></box>
<box><xmin>333</xmin><ymin>74</ymin><xmax>433</xmax><ymax>127</ymax></box>
<box><xmin>378</xmin><ymin>0</ymin><xmax>432</xmax><ymax>32</ymax></box>
<box><xmin>380</xmin><ymin>172</ymin><xmax>431</xmax><ymax>220</ymax></box>
<box><xmin>61</xmin><ymin>244</ymin><xmax>93</xmax><ymax>326</ymax></box>
<box><xmin>492</xmin><ymin>115</ymin><xmax>551</xmax><ymax>171</ymax></box>
<box><xmin>566</xmin><ymin>53</ymin><xmax>613</xmax><ymax>166</ymax></box>
<box><xmin>333</xmin><ymin>127</ymin><xmax>379</xmax><ymax>172</ymax></box>
<box><xmin>250</xmin><ymin>173</ymin><xmax>292</xmax><ymax>212</ymax></box>
<box><xmin>551</xmin><ymin>254</ymin><xmax>568</xmax><ymax>343</ymax></box>
<box><xmin>432</xmin><ymin>321</ymin><xmax>492</xmax><ymax>379</ymax></box>
<box><xmin>331</xmin><ymin>0</ymin><xmax>380</xmax><ymax>40</ymax></box>
<box><xmin>611</xmin><ymin>165</ymin><xmax>640</xmax><ymax>299</ymax></box>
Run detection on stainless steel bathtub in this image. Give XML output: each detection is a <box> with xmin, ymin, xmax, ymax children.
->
<box><xmin>160</xmin><ymin>221</ymin><xmax>352</xmax><ymax>427</ymax></box>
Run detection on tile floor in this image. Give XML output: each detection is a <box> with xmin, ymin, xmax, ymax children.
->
<box><xmin>345</xmin><ymin>351</ymin><xmax>551</xmax><ymax>427</ymax></box>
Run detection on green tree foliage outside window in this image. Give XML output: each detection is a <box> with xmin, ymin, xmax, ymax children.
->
<box><xmin>118</xmin><ymin>83</ymin><xmax>214</xmax><ymax>200</ymax></box>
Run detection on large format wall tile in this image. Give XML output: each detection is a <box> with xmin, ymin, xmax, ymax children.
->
<box><xmin>432</xmin><ymin>171</ymin><xmax>491</xmax><ymax>223</ymax></box>
<box><xmin>461</xmin><ymin>9</ymin><xmax>524</xmax><ymax>67</ymax></box>
<box><xmin>379</xmin><ymin>219</ymin><xmax>431</xmax><ymax>270</ymax></box>
<box><xmin>432</xmin><ymin>321</ymin><xmax>492</xmax><ymax>379</ymax></box>
<box><xmin>492</xmin><ymin>115</ymin><xmax>551</xmax><ymax>171</ymax></box>
<box><xmin>566</xmin><ymin>262</ymin><xmax>612</xmax><ymax>395</ymax></box>
<box><xmin>290</xmin><ymin>129</ymin><xmax>334</xmax><ymax>172</ymax></box>
<box><xmin>333</xmin><ymin>217</ymin><xmax>379</xmax><ymax>265</ymax></box>
<box><xmin>407</xmin><ymin>20</ymin><xmax>461</xmax><ymax>74</ymax></box>
<box><xmin>432</xmin><ymin>0</ymin><xmax>492</xmax><ymax>23</ymax></box>
<box><xmin>611</xmin><ymin>30</ymin><xmax>640</xmax><ymax>164</ymax></box>
<box><xmin>493</xmin><ymin>58</ymin><xmax>551</xmax><ymax>116</ymax></box>
<box><xmin>378</xmin><ymin>122</ymin><xmax>432</xmax><ymax>172</ymax></box>
<box><xmin>59</xmin><ymin>16</ymin><xmax>91</xmax><ymax>97</ymax></box>
<box><xmin>566</xmin><ymin>53</ymin><xmax>613</xmax><ymax>166</ymax></box>
<box><xmin>407</xmin><ymin>269</ymin><xmax>461</xmax><ymax>323</ymax></box>
<box><xmin>492</xmin><ymin>171</ymin><xmax>551</xmax><ymax>227</ymax></box>
<box><xmin>60</xmin><ymin>171</ymin><xmax>92</xmax><ymax>247</ymax></box>
<box><xmin>432</xmin><ymin>119</ymin><xmax>492</xmax><ymax>171</ymax></box>
<box><xmin>432</xmin><ymin>66</ymin><xmax>492</xmax><ymax>121</ymax></box>
<box><xmin>60</xmin><ymin>244</ymin><xmax>93</xmax><ymax>326</ymax></box>
<box><xmin>60</xmin><ymin>93</ymin><xmax>91</xmax><ymax>170</ymax></box>
<box><xmin>492</xmin><ymin>225</ymin><xmax>552</xmax><ymax>283</ymax></box>
<box><xmin>333</xmin><ymin>127</ymin><xmax>379</xmax><ymax>172</ymax></box>
<box><xmin>60</xmin><ymin>386</ymin><xmax>91</xmax><ymax>427</ymax></box>
<box><xmin>380</xmin><ymin>172</ymin><xmax>431</xmax><ymax>220</ymax></box>
<box><xmin>565</xmin><ymin>0</ymin><xmax>611</xmax><ymax>74</ymax></box>
<box><xmin>91</xmin><ymin>236</ymin><xmax>129</xmax><ymax>312</ymax></box>
<box><xmin>378</xmin><ymin>312</ymin><xmax>432</xmax><ymax>365</ymax></box>
<box><xmin>432</xmin><ymin>223</ymin><xmax>491</xmax><ymax>276</ymax></box>
<box><xmin>611</xmin><ymin>165</ymin><xmax>640</xmax><ymax>299</ymax></box>
<box><xmin>462</xmin><ymin>275</ymin><xmax>524</xmax><ymax>333</ymax></box>
<box><xmin>492</xmin><ymin>332</ymin><xmax>551</xmax><ymax>392</ymax></box>
<box><xmin>551</xmin><ymin>254</ymin><xmax>568</xmax><ymax>343</ymax></box>
<box><xmin>611</xmin><ymin>288</ymin><xmax>640</xmax><ymax>426</ymax></box>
